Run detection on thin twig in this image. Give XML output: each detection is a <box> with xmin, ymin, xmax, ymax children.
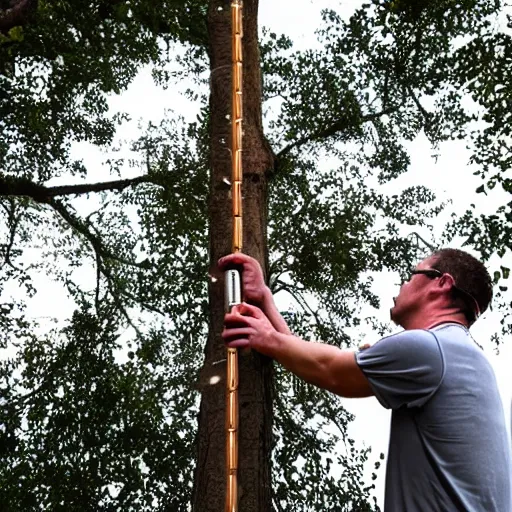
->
<box><xmin>409</xmin><ymin>232</ymin><xmax>437</xmax><ymax>252</ymax></box>
<box><xmin>1</xmin><ymin>199</ymin><xmax>22</xmax><ymax>271</ymax></box>
<box><xmin>47</xmin><ymin>198</ymin><xmax>163</xmax><ymax>320</ymax></box>
<box><xmin>275</xmin><ymin>280</ymin><xmax>324</xmax><ymax>330</ymax></box>
<box><xmin>277</xmin><ymin>106</ymin><xmax>399</xmax><ymax>159</ymax></box>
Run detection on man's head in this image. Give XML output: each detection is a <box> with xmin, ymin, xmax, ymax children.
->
<box><xmin>391</xmin><ymin>248</ymin><xmax>493</xmax><ymax>329</ymax></box>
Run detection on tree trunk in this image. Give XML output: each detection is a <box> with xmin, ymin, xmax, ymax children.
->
<box><xmin>0</xmin><ymin>0</ymin><xmax>37</xmax><ymax>33</ymax></box>
<box><xmin>192</xmin><ymin>0</ymin><xmax>274</xmax><ymax>511</ymax></box>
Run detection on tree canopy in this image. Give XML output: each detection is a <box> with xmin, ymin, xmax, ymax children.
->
<box><xmin>0</xmin><ymin>0</ymin><xmax>511</xmax><ymax>510</ymax></box>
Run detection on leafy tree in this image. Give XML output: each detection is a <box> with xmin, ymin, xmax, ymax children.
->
<box><xmin>0</xmin><ymin>0</ymin><xmax>510</xmax><ymax>510</ymax></box>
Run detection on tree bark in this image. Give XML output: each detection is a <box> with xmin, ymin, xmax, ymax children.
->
<box><xmin>192</xmin><ymin>0</ymin><xmax>274</xmax><ymax>510</ymax></box>
<box><xmin>0</xmin><ymin>0</ymin><xmax>37</xmax><ymax>33</ymax></box>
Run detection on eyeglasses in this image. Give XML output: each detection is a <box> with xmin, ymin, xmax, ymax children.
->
<box><xmin>408</xmin><ymin>267</ymin><xmax>481</xmax><ymax>321</ymax></box>
<box><xmin>409</xmin><ymin>269</ymin><xmax>443</xmax><ymax>280</ymax></box>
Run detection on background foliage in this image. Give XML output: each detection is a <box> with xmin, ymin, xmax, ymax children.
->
<box><xmin>0</xmin><ymin>0</ymin><xmax>510</xmax><ymax>510</ymax></box>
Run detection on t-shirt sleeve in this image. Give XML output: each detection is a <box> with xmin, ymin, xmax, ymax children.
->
<box><xmin>355</xmin><ymin>330</ymin><xmax>445</xmax><ymax>410</ymax></box>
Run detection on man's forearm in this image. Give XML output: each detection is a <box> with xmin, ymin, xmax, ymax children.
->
<box><xmin>267</xmin><ymin>332</ymin><xmax>339</xmax><ymax>390</ymax></box>
<box><xmin>261</xmin><ymin>331</ymin><xmax>371</xmax><ymax>398</ymax></box>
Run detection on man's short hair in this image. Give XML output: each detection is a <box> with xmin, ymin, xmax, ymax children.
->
<box><xmin>430</xmin><ymin>248</ymin><xmax>493</xmax><ymax>324</ymax></box>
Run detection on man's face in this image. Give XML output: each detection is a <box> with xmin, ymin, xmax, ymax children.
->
<box><xmin>390</xmin><ymin>256</ymin><xmax>438</xmax><ymax>327</ymax></box>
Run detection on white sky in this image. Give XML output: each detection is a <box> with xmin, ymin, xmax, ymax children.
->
<box><xmin>8</xmin><ymin>0</ymin><xmax>511</xmax><ymax>509</ymax></box>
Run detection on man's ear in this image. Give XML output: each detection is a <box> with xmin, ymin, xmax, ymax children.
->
<box><xmin>438</xmin><ymin>273</ymin><xmax>456</xmax><ymax>291</ymax></box>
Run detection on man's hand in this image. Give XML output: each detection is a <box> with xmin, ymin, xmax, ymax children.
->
<box><xmin>218</xmin><ymin>253</ymin><xmax>269</xmax><ymax>307</ymax></box>
<box><xmin>223</xmin><ymin>303</ymin><xmax>278</xmax><ymax>356</ymax></box>
<box><xmin>219</xmin><ymin>253</ymin><xmax>291</xmax><ymax>336</ymax></box>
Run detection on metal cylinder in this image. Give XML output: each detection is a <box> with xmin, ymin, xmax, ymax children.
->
<box><xmin>225</xmin><ymin>269</ymin><xmax>242</xmax><ymax>311</ymax></box>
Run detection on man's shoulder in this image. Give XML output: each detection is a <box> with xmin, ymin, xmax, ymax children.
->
<box><xmin>357</xmin><ymin>329</ymin><xmax>443</xmax><ymax>367</ymax></box>
<box><xmin>356</xmin><ymin>329</ymin><xmax>445</xmax><ymax>409</ymax></box>
<box><xmin>359</xmin><ymin>329</ymin><xmax>438</xmax><ymax>351</ymax></box>
<box><xmin>430</xmin><ymin>323</ymin><xmax>484</xmax><ymax>353</ymax></box>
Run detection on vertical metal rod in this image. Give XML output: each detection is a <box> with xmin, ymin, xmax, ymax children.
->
<box><xmin>226</xmin><ymin>2</ymin><xmax>243</xmax><ymax>512</ymax></box>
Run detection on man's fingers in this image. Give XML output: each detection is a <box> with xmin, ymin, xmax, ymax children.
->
<box><xmin>218</xmin><ymin>253</ymin><xmax>250</xmax><ymax>270</ymax></box>
<box><xmin>222</xmin><ymin>326</ymin><xmax>251</xmax><ymax>344</ymax></box>
<box><xmin>226</xmin><ymin>338</ymin><xmax>250</xmax><ymax>349</ymax></box>
<box><xmin>234</xmin><ymin>302</ymin><xmax>263</xmax><ymax>318</ymax></box>
<box><xmin>222</xmin><ymin>325</ymin><xmax>251</xmax><ymax>338</ymax></box>
<box><xmin>224</xmin><ymin>310</ymin><xmax>252</xmax><ymax>327</ymax></box>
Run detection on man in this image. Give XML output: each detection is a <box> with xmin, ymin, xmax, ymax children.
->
<box><xmin>219</xmin><ymin>248</ymin><xmax>512</xmax><ymax>512</ymax></box>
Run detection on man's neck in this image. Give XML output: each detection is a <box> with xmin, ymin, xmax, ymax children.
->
<box><xmin>404</xmin><ymin>312</ymin><xmax>469</xmax><ymax>331</ymax></box>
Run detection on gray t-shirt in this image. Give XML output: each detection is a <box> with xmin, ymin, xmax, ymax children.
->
<box><xmin>356</xmin><ymin>324</ymin><xmax>512</xmax><ymax>512</ymax></box>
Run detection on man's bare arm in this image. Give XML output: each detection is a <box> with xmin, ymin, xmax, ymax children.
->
<box><xmin>223</xmin><ymin>303</ymin><xmax>373</xmax><ymax>399</ymax></box>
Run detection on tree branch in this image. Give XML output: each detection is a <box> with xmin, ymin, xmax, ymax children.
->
<box><xmin>0</xmin><ymin>198</ymin><xmax>22</xmax><ymax>270</ymax></box>
<box><xmin>276</xmin><ymin>106</ymin><xmax>399</xmax><ymax>160</ymax></box>
<box><xmin>407</xmin><ymin>84</ymin><xmax>430</xmax><ymax>122</ymax></box>
<box><xmin>48</xmin><ymin>176</ymin><xmax>152</xmax><ymax>197</ymax></box>
<box><xmin>274</xmin><ymin>279</ymin><xmax>324</xmax><ymax>329</ymax></box>
<box><xmin>0</xmin><ymin>174</ymin><xmax>152</xmax><ymax>202</ymax></box>
<box><xmin>47</xmin><ymin>198</ymin><xmax>136</xmax><ymax>268</ymax></box>
<box><xmin>47</xmin><ymin>198</ymin><xmax>164</xmax><ymax>317</ymax></box>
<box><xmin>408</xmin><ymin>231</ymin><xmax>437</xmax><ymax>252</ymax></box>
